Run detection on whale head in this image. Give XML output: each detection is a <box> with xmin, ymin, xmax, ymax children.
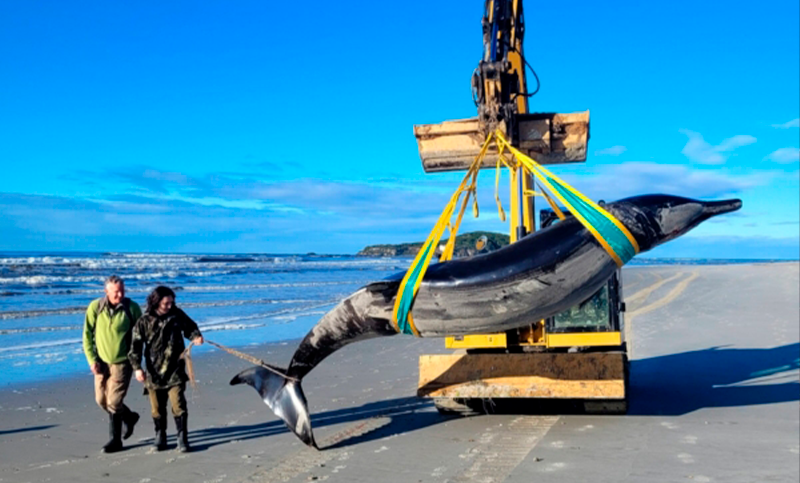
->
<box><xmin>608</xmin><ymin>194</ymin><xmax>742</xmax><ymax>252</ymax></box>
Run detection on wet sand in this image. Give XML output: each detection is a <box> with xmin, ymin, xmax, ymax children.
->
<box><xmin>1</xmin><ymin>263</ymin><xmax>798</xmax><ymax>483</ymax></box>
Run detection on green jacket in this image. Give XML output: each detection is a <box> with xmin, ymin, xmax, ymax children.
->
<box><xmin>83</xmin><ymin>297</ymin><xmax>142</xmax><ymax>365</ymax></box>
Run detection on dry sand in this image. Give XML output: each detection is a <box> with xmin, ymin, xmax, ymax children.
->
<box><xmin>1</xmin><ymin>263</ymin><xmax>798</xmax><ymax>483</ymax></box>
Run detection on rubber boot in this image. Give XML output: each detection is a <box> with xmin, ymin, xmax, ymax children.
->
<box><xmin>101</xmin><ymin>412</ymin><xmax>123</xmax><ymax>453</ymax></box>
<box><xmin>174</xmin><ymin>414</ymin><xmax>190</xmax><ymax>453</ymax></box>
<box><xmin>122</xmin><ymin>407</ymin><xmax>140</xmax><ymax>440</ymax></box>
<box><xmin>152</xmin><ymin>417</ymin><xmax>167</xmax><ymax>451</ymax></box>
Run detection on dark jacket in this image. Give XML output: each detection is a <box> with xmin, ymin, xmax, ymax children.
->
<box><xmin>128</xmin><ymin>307</ymin><xmax>202</xmax><ymax>390</ymax></box>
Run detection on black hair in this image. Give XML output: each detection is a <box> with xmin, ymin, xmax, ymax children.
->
<box><xmin>145</xmin><ymin>286</ymin><xmax>177</xmax><ymax>316</ymax></box>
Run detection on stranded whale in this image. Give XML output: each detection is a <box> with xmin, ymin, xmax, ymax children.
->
<box><xmin>231</xmin><ymin>194</ymin><xmax>742</xmax><ymax>448</ymax></box>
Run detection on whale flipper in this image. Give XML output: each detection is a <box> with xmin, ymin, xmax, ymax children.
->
<box><xmin>230</xmin><ymin>366</ymin><xmax>317</xmax><ymax>449</ymax></box>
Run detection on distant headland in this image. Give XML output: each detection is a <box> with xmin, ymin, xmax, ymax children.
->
<box><xmin>356</xmin><ymin>231</ymin><xmax>509</xmax><ymax>258</ymax></box>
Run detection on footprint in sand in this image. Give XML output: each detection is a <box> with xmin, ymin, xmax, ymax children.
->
<box><xmin>543</xmin><ymin>462</ymin><xmax>566</xmax><ymax>472</ymax></box>
<box><xmin>431</xmin><ymin>466</ymin><xmax>447</xmax><ymax>477</ymax></box>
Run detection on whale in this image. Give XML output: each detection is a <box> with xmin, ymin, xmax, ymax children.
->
<box><xmin>230</xmin><ymin>194</ymin><xmax>742</xmax><ymax>448</ymax></box>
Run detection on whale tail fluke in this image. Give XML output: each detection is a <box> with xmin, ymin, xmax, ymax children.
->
<box><xmin>230</xmin><ymin>366</ymin><xmax>318</xmax><ymax>449</ymax></box>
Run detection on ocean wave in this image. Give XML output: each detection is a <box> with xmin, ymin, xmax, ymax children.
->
<box><xmin>195</xmin><ymin>256</ymin><xmax>257</xmax><ymax>263</ymax></box>
<box><xmin>200</xmin><ymin>311</ymin><xmax>326</xmax><ymax>332</ymax></box>
<box><xmin>0</xmin><ymin>270</ymin><xmax>237</xmax><ymax>286</ymax></box>
<box><xmin>0</xmin><ymin>262</ymin><xmax>400</xmax><ymax>285</ymax></box>
<box><xmin>0</xmin><ymin>297</ymin><xmax>334</xmax><ymax>320</ymax></box>
<box><xmin>0</xmin><ymin>303</ymin><xmax>334</xmax><ymax>354</ymax></box>
<box><xmin>0</xmin><ymin>256</ymin><xmax>79</xmax><ymax>266</ymax></box>
<box><xmin>0</xmin><ymin>338</ymin><xmax>82</xmax><ymax>354</ymax></box>
<box><xmin>34</xmin><ymin>280</ymin><xmax>366</xmax><ymax>296</ymax></box>
<box><xmin>0</xmin><ymin>325</ymin><xmax>81</xmax><ymax>335</ymax></box>
<box><xmin>0</xmin><ymin>307</ymin><xmax>85</xmax><ymax>320</ymax></box>
<box><xmin>196</xmin><ymin>301</ymin><xmax>336</xmax><ymax>328</ymax></box>
<box><xmin>182</xmin><ymin>298</ymin><xmax>318</xmax><ymax>309</ymax></box>
<box><xmin>176</xmin><ymin>281</ymin><xmax>364</xmax><ymax>292</ymax></box>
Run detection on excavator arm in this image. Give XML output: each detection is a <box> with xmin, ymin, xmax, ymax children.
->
<box><xmin>473</xmin><ymin>0</ymin><xmax>531</xmax><ymax>141</ymax></box>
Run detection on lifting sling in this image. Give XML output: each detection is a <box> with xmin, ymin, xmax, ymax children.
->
<box><xmin>391</xmin><ymin>130</ymin><xmax>639</xmax><ymax>336</ymax></box>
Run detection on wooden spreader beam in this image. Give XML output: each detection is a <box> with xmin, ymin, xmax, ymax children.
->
<box><xmin>414</xmin><ymin>111</ymin><xmax>590</xmax><ymax>172</ymax></box>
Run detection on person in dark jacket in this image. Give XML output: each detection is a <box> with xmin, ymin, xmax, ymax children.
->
<box><xmin>129</xmin><ymin>286</ymin><xmax>203</xmax><ymax>452</ymax></box>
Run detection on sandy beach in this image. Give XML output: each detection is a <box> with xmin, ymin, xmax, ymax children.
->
<box><xmin>1</xmin><ymin>263</ymin><xmax>798</xmax><ymax>483</ymax></box>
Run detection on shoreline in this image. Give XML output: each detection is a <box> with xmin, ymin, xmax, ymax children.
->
<box><xmin>3</xmin><ymin>261</ymin><xmax>798</xmax><ymax>391</ymax></box>
<box><xmin>0</xmin><ymin>336</ymin><xmax>308</xmax><ymax>395</ymax></box>
<box><xmin>1</xmin><ymin>263</ymin><xmax>797</xmax><ymax>483</ymax></box>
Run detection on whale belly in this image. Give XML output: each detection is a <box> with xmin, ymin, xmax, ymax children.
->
<box><xmin>410</xmin><ymin>242</ymin><xmax>617</xmax><ymax>337</ymax></box>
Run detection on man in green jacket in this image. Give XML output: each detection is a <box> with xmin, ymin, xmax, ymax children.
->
<box><xmin>83</xmin><ymin>275</ymin><xmax>142</xmax><ymax>453</ymax></box>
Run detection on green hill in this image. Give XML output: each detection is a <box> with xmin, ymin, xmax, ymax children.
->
<box><xmin>357</xmin><ymin>231</ymin><xmax>509</xmax><ymax>258</ymax></box>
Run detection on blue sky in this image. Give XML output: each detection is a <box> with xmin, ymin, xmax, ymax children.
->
<box><xmin>0</xmin><ymin>1</ymin><xmax>798</xmax><ymax>258</ymax></box>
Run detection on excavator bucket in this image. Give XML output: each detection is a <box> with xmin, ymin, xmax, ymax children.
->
<box><xmin>414</xmin><ymin>111</ymin><xmax>590</xmax><ymax>172</ymax></box>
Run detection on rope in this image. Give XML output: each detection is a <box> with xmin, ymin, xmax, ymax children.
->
<box><xmin>179</xmin><ymin>339</ymin><xmax>299</xmax><ymax>385</ymax></box>
<box><xmin>183</xmin><ymin>342</ymin><xmax>198</xmax><ymax>391</ymax></box>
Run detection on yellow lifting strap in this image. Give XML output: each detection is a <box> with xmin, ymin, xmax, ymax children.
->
<box><xmin>391</xmin><ymin>130</ymin><xmax>639</xmax><ymax>336</ymax></box>
<box><xmin>390</xmin><ymin>134</ymin><xmax>493</xmax><ymax>336</ymax></box>
<box><xmin>493</xmin><ymin>131</ymin><xmax>640</xmax><ymax>264</ymax></box>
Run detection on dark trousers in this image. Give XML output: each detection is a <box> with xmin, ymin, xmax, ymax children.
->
<box><xmin>147</xmin><ymin>384</ymin><xmax>187</xmax><ymax>419</ymax></box>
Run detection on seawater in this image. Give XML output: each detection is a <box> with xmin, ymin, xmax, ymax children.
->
<box><xmin>0</xmin><ymin>252</ymin><xmax>410</xmax><ymax>387</ymax></box>
<box><xmin>0</xmin><ymin>251</ymin><xmax>783</xmax><ymax>387</ymax></box>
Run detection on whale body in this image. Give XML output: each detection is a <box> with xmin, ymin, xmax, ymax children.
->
<box><xmin>231</xmin><ymin>194</ymin><xmax>742</xmax><ymax>448</ymax></box>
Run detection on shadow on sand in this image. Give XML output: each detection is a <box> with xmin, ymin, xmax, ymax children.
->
<box><xmin>175</xmin><ymin>343</ymin><xmax>798</xmax><ymax>451</ymax></box>
<box><xmin>184</xmin><ymin>396</ymin><xmax>438</xmax><ymax>452</ymax></box>
<box><xmin>0</xmin><ymin>424</ymin><xmax>57</xmax><ymax>436</ymax></box>
<box><xmin>628</xmin><ymin>342</ymin><xmax>799</xmax><ymax>415</ymax></box>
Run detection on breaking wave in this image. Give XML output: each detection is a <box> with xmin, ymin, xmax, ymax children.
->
<box><xmin>33</xmin><ymin>280</ymin><xmax>366</xmax><ymax>296</ymax></box>
<box><xmin>0</xmin><ymin>297</ymin><xmax>326</xmax><ymax>320</ymax></box>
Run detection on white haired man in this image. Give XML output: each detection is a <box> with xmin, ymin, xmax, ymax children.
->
<box><xmin>82</xmin><ymin>275</ymin><xmax>142</xmax><ymax>453</ymax></box>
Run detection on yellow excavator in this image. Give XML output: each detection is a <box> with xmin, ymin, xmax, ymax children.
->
<box><xmin>414</xmin><ymin>0</ymin><xmax>628</xmax><ymax>414</ymax></box>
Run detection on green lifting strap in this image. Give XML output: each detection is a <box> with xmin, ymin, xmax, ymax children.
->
<box><xmin>395</xmin><ymin>242</ymin><xmax>435</xmax><ymax>335</ymax></box>
<box><xmin>547</xmin><ymin>177</ymin><xmax>637</xmax><ymax>264</ymax></box>
<box><xmin>392</xmin><ymin>130</ymin><xmax>640</xmax><ymax>336</ymax></box>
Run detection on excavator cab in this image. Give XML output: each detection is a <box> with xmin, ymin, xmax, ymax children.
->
<box><xmin>540</xmin><ymin>209</ymin><xmax>626</xmax><ymax>345</ymax></box>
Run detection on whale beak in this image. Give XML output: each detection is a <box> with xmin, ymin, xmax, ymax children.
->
<box><xmin>701</xmin><ymin>198</ymin><xmax>742</xmax><ymax>217</ymax></box>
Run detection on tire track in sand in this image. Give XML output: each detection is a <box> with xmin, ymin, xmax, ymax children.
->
<box><xmin>447</xmin><ymin>416</ymin><xmax>559</xmax><ymax>483</ymax></box>
<box><xmin>625</xmin><ymin>271</ymin><xmax>699</xmax><ymax>358</ymax></box>
<box><xmin>625</xmin><ymin>272</ymin><xmax>680</xmax><ymax>307</ymax></box>
<box><xmin>240</xmin><ymin>414</ymin><xmax>559</xmax><ymax>483</ymax></box>
<box><xmin>241</xmin><ymin>416</ymin><xmax>391</xmax><ymax>483</ymax></box>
